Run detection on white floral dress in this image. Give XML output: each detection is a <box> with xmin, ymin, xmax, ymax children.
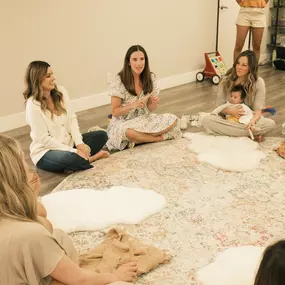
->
<box><xmin>106</xmin><ymin>75</ymin><xmax>179</xmax><ymax>151</ymax></box>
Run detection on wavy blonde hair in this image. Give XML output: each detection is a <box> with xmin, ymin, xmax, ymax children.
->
<box><xmin>0</xmin><ymin>135</ymin><xmax>38</xmax><ymax>222</ymax></box>
<box><xmin>23</xmin><ymin>61</ymin><xmax>66</xmax><ymax>117</ymax></box>
<box><xmin>222</xmin><ymin>50</ymin><xmax>259</xmax><ymax>107</ymax></box>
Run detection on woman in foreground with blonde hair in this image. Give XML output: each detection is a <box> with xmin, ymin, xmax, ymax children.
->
<box><xmin>0</xmin><ymin>135</ymin><xmax>137</xmax><ymax>285</ymax></box>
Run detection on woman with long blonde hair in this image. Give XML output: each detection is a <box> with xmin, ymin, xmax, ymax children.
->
<box><xmin>0</xmin><ymin>135</ymin><xmax>137</xmax><ymax>285</ymax></box>
<box><xmin>202</xmin><ymin>50</ymin><xmax>275</xmax><ymax>141</ymax></box>
<box><xmin>23</xmin><ymin>61</ymin><xmax>109</xmax><ymax>173</ymax></box>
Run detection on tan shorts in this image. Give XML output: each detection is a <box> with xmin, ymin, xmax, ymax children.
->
<box><xmin>236</xmin><ymin>7</ymin><xmax>266</xmax><ymax>28</ymax></box>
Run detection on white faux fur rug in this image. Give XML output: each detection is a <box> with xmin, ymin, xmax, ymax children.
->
<box><xmin>183</xmin><ymin>132</ymin><xmax>266</xmax><ymax>172</ymax></box>
<box><xmin>197</xmin><ymin>246</ymin><xmax>264</xmax><ymax>285</ymax></box>
<box><xmin>42</xmin><ymin>186</ymin><xmax>166</xmax><ymax>233</ymax></box>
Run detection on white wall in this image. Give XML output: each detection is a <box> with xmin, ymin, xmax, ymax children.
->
<box><xmin>0</xmin><ymin>0</ymin><xmax>216</xmax><ymax>132</ymax></box>
<box><xmin>0</xmin><ymin>0</ymin><xmax>270</xmax><ymax>132</ymax></box>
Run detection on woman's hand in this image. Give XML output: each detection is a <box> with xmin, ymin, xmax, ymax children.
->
<box><xmin>246</xmin><ymin>119</ymin><xmax>256</xmax><ymax>130</ymax></box>
<box><xmin>76</xmin><ymin>149</ymin><xmax>89</xmax><ymax>160</ymax></box>
<box><xmin>227</xmin><ymin>106</ymin><xmax>246</xmax><ymax>118</ymax></box>
<box><xmin>114</xmin><ymin>262</ymin><xmax>138</xmax><ymax>283</ymax></box>
<box><xmin>76</xmin><ymin>144</ymin><xmax>91</xmax><ymax>156</ymax></box>
<box><xmin>147</xmin><ymin>95</ymin><xmax>160</xmax><ymax>111</ymax></box>
<box><xmin>133</xmin><ymin>98</ymin><xmax>147</xmax><ymax>109</ymax></box>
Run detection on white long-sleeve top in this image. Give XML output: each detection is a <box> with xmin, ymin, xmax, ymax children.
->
<box><xmin>211</xmin><ymin>102</ymin><xmax>253</xmax><ymax>124</ymax></box>
<box><xmin>26</xmin><ymin>86</ymin><xmax>83</xmax><ymax>165</ymax></box>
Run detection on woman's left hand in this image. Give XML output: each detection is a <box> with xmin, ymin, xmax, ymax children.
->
<box><xmin>76</xmin><ymin>143</ymin><xmax>91</xmax><ymax>156</ymax></box>
<box><xmin>148</xmin><ymin>95</ymin><xmax>160</xmax><ymax>109</ymax></box>
<box><xmin>246</xmin><ymin>119</ymin><xmax>256</xmax><ymax>131</ymax></box>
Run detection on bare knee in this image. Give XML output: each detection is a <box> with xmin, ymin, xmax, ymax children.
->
<box><xmin>125</xmin><ymin>128</ymin><xmax>136</xmax><ymax>140</ymax></box>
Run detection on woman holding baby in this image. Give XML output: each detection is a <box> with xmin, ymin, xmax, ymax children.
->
<box><xmin>106</xmin><ymin>45</ymin><xmax>181</xmax><ymax>151</ymax></box>
<box><xmin>202</xmin><ymin>50</ymin><xmax>275</xmax><ymax>142</ymax></box>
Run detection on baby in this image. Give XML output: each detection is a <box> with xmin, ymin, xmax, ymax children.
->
<box><xmin>212</xmin><ymin>84</ymin><xmax>253</xmax><ymax>124</ymax></box>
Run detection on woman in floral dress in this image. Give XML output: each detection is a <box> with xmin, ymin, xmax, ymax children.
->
<box><xmin>106</xmin><ymin>45</ymin><xmax>181</xmax><ymax>151</ymax></box>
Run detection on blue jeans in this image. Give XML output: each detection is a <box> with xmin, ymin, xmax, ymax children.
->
<box><xmin>37</xmin><ymin>131</ymin><xmax>108</xmax><ymax>172</ymax></box>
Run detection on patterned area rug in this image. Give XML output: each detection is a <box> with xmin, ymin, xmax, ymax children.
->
<box><xmin>53</xmin><ymin>137</ymin><xmax>285</xmax><ymax>285</ymax></box>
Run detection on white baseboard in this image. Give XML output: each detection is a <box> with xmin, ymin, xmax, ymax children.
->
<box><xmin>0</xmin><ymin>69</ymin><xmax>200</xmax><ymax>133</ymax></box>
<box><xmin>158</xmin><ymin>70</ymin><xmax>200</xmax><ymax>90</ymax></box>
<box><xmin>0</xmin><ymin>112</ymin><xmax>27</xmax><ymax>133</ymax></box>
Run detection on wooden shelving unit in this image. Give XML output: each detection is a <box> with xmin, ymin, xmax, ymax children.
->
<box><xmin>269</xmin><ymin>0</ymin><xmax>285</xmax><ymax>56</ymax></box>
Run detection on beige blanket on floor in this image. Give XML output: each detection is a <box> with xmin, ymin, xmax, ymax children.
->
<box><xmin>79</xmin><ymin>228</ymin><xmax>171</xmax><ymax>276</ymax></box>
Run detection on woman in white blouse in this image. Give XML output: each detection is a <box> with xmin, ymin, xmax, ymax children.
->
<box><xmin>24</xmin><ymin>61</ymin><xmax>109</xmax><ymax>173</ymax></box>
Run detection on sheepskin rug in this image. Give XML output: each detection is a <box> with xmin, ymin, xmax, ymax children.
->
<box><xmin>183</xmin><ymin>132</ymin><xmax>266</xmax><ymax>171</ymax></box>
<box><xmin>197</xmin><ymin>246</ymin><xmax>264</xmax><ymax>285</ymax></box>
<box><xmin>42</xmin><ymin>186</ymin><xmax>166</xmax><ymax>233</ymax></box>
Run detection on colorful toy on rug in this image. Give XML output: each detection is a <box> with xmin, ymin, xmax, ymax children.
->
<box><xmin>275</xmin><ymin>141</ymin><xmax>285</xmax><ymax>159</ymax></box>
<box><xmin>262</xmin><ymin>106</ymin><xmax>276</xmax><ymax>115</ymax></box>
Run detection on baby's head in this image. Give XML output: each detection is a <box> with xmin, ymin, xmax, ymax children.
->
<box><xmin>254</xmin><ymin>240</ymin><xmax>285</xmax><ymax>285</ymax></box>
<box><xmin>229</xmin><ymin>85</ymin><xmax>246</xmax><ymax>104</ymax></box>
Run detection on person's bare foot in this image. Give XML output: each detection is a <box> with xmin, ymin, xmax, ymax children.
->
<box><xmin>254</xmin><ymin>135</ymin><xmax>263</xmax><ymax>143</ymax></box>
<box><xmin>89</xmin><ymin>150</ymin><xmax>109</xmax><ymax>162</ymax></box>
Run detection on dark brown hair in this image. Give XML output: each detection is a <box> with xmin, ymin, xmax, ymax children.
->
<box><xmin>231</xmin><ymin>84</ymin><xmax>247</xmax><ymax>101</ymax></box>
<box><xmin>23</xmin><ymin>61</ymin><xmax>66</xmax><ymax>117</ymax></box>
<box><xmin>223</xmin><ymin>50</ymin><xmax>259</xmax><ymax>106</ymax></box>
<box><xmin>254</xmin><ymin>240</ymin><xmax>285</xmax><ymax>285</ymax></box>
<box><xmin>118</xmin><ymin>45</ymin><xmax>153</xmax><ymax>96</ymax></box>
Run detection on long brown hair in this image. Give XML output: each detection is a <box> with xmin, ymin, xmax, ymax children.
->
<box><xmin>0</xmin><ymin>135</ymin><xmax>38</xmax><ymax>222</ymax></box>
<box><xmin>119</xmin><ymin>45</ymin><xmax>154</xmax><ymax>96</ymax></box>
<box><xmin>222</xmin><ymin>50</ymin><xmax>259</xmax><ymax>106</ymax></box>
<box><xmin>254</xmin><ymin>240</ymin><xmax>285</xmax><ymax>285</ymax></box>
<box><xmin>23</xmin><ymin>61</ymin><xmax>66</xmax><ymax>117</ymax></box>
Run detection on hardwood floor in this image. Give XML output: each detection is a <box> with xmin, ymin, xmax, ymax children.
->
<box><xmin>2</xmin><ymin>65</ymin><xmax>285</xmax><ymax>196</ymax></box>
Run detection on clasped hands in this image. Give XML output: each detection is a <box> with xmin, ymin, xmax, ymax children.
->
<box><xmin>76</xmin><ymin>143</ymin><xmax>91</xmax><ymax>160</ymax></box>
<box><xmin>133</xmin><ymin>92</ymin><xmax>160</xmax><ymax>109</ymax></box>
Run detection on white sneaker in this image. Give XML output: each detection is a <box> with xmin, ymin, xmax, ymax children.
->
<box><xmin>180</xmin><ymin>115</ymin><xmax>188</xmax><ymax>130</ymax></box>
<box><xmin>182</xmin><ymin>113</ymin><xmax>191</xmax><ymax>122</ymax></box>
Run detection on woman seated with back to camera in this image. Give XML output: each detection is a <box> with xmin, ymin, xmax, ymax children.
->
<box><xmin>0</xmin><ymin>134</ymin><xmax>137</xmax><ymax>285</ymax></box>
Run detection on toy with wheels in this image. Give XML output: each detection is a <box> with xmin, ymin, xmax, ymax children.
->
<box><xmin>196</xmin><ymin>51</ymin><xmax>227</xmax><ymax>85</ymax></box>
<box><xmin>196</xmin><ymin>1</ymin><xmax>230</xmax><ymax>85</ymax></box>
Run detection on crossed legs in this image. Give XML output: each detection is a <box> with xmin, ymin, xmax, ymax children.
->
<box><xmin>125</xmin><ymin>121</ymin><xmax>177</xmax><ymax>144</ymax></box>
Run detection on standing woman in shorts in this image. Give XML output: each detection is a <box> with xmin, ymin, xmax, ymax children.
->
<box><xmin>234</xmin><ymin>0</ymin><xmax>269</xmax><ymax>62</ymax></box>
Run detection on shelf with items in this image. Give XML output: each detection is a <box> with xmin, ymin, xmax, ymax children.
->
<box><xmin>272</xmin><ymin>0</ymin><xmax>285</xmax><ymax>7</ymax></box>
<box><xmin>267</xmin><ymin>43</ymin><xmax>285</xmax><ymax>48</ymax></box>
<box><xmin>269</xmin><ymin>0</ymin><xmax>285</xmax><ymax>68</ymax></box>
<box><xmin>269</xmin><ymin>0</ymin><xmax>285</xmax><ymax>46</ymax></box>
